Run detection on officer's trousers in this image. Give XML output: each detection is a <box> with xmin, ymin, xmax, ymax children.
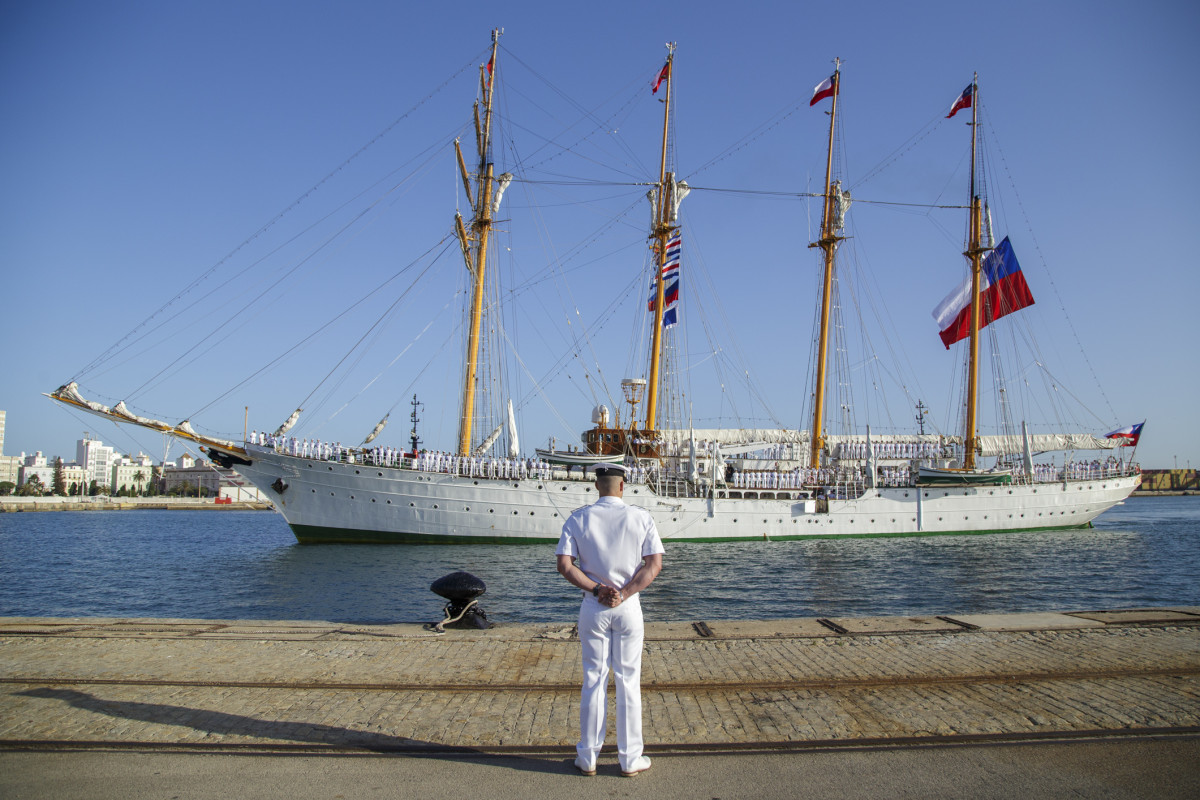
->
<box><xmin>576</xmin><ymin>593</ymin><xmax>645</xmax><ymax>770</ymax></box>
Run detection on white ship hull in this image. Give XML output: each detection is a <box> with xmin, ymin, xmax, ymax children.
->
<box><xmin>230</xmin><ymin>446</ymin><xmax>1140</xmax><ymax>544</ymax></box>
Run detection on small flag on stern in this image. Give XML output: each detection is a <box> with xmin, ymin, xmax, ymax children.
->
<box><xmin>652</xmin><ymin>60</ymin><xmax>670</xmax><ymax>93</ymax></box>
<box><xmin>1105</xmin><ymin>422</ymin><xmax>1145</xmax><ymax>447</ymax></box>
<box><xmin>947</xmin><ymin>83</ymin><xmax>974</xmax><ymax>118</ymax></box>
<box><xmin>932</xmin><ymin>237</ymin><xmax>1035</xmax><ymax>349</ymax></box>
<box><xmin>810</xmin><ymin>73</ymin><xmax>837</xmax><ymax>106</ymax></box>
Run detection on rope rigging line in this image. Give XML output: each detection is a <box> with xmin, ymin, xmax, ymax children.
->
<box><xmin>184</xmin><ymin>237</ymin><xmax>456</xmax><ymax>422</ymax></box>
<box><xmin>981</xmin><ymin>105</ymin><xmax>1120</xmax><ymax>425</ymax></box>
<box><xmin>686</xmin><ymin>184</ymin><xmax>968</xmax><ymax>209</ymax></box>
<box><xmin>72</xmin><ymin>53</ymin><xmax>485</xmax><ymax>385</ymax></box>
<box><xmin>498</xmin><ymin>45</ymin><xmax>654</xmax><ymax>180</ymax></box>
<box><xmin>116</xmin><ymin>140</ymin><xmax>454</xmax><ymax>403</ymax></box>
<box><xmin>121</xmin><ymin>144</ymin><xmax>449</xmax><ymax>404</ymax></box>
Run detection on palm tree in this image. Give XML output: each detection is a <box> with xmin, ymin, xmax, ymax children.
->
<box><xmin>133</xmin><ymin>470</ymin><xmax>146</xmax><ymax>497</ymax></box>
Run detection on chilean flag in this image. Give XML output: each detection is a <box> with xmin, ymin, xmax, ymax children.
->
<box><xmin>810</xmin><ymin>73</ymin><xmax>837</xmax><ymax>106</ymax></box>
<box><xmin>932</xmin><ymin>237</ymin><xmax>1035</xmax><ymax>349</ymax></box>
<box><xmin>1105</xmin><ymin>421</ymin><xmax>1145</xmax><ymax>447</ymax></box>
<box><xmin>652</xmin><ymin>60</ymin><xmax>670</xmax><ymax>94</ymax></box>
<box><xmin>947</xmin><ymin>83</ymin><xmax>973</xmax><ymax>118</ymax></box>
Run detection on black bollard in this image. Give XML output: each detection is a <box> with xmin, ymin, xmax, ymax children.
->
<box><xmin>429</xmin><ymin>571</ymin><xmax>489</xmax><ymax>630</ymax></box>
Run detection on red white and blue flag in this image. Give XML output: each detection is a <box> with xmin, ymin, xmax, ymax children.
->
<box><xmin>1105</xmin><ymin>421</ymin><xmax>1144</xmax><ymax>447</ymax></box>
<box><xmin>652</xmin><ymin>60</ymin><xmax>670</xmax><ymax>94</ymax></box>
<box><xmin>810</xmin><ymin>73</ymin><xmax>837</xmax><ymax>106</ymax></box>
<box><xmin>648</xmin><ymin>233</ymin><xmax>681</xmax><ymax>326</ymax></box>
<box><xmin>932</xmin><ymin>237</ymin><xmax>1035</xmax><ymax>349</ymax></box>
<box><xmin>946</xmin><ymin>83</ymin><xmax>974</xmax><ymax>118</ymax></box>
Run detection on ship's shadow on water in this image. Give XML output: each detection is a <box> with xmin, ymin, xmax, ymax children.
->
<box><xmin>1</xmin><ymin>500</ymin><xmax>1197</xmax><ymax>623</ymax></box>
<box><xmin>14</xmin><ymin>687</ymin><xmax>567</xmax><ymax>772</ymax></box>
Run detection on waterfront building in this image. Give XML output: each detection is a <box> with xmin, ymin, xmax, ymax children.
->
<box><xmin>76</xmin><ymin>435</ymin><xmax>117</xmax><ymax>490</ymax></box>
<box><xmin>111</xmin><ymin>453</ymin><xmax>155</xmax><ymax>495</ymax></box>
<box><xmin>161</xmin><ymin>456</ymin><xmax>221</xmax><ymax>495</ymax></box>
<box><xmin>0</xmin><ymin>411</ymin><xmax>19</xmax><ymax>486</ymax></box>
<box><xmin>18</xmin><ymin>452</ymin><xmax>55</xmax><ymax>491</ymax></box>
<box><xmin>61</xmin><ymin>463</ymin><xmax>88</xmax><ymax>494</ymax></box>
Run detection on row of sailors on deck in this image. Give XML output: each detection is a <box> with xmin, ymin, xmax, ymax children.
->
<box><xmin>1010</xmin><ymin>457</ymin><xmax>1130</xmax><ymax>482</ymax></box>
<box><xmin>727</xmin><ymin>465</ymin><xmax>913</xmax><ymax>489</ymax></box>
<box><xmin>249</xmin><ymin>432</ymin><xmax>350</xmax><ymax>461</ymax></box>
<box><xmin>834</xmin><ymin>441</ymin><xmax>942</xmax><ymax>460</ymax></box>
<box><xmin>414</xmin><ymin>450</ymin><xmax>556</xmax><ymax>480</ymax></box>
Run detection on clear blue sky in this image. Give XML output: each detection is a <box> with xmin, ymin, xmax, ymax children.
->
<box><xmin>2</xmin><ymin>0</ymin><xmax>1197</xmax><ymax>470</ymax></box>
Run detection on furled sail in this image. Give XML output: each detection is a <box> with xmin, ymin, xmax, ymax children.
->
<box><xmin>646</xmin><ymin>177</ymin><xmax>690</xmax><ymax>227</ymax></box>
<box><xmin>275</xmin><ymin>408</ymin><xmax>302</xmax><ymax>437</ymax></box>
<box><xmin>831</xmin><ymin>180</ymin><xmax>852</xmax><ymax>230</ymax></box>
<box><xmin>492</xmin><ymin>172</ymin><xmax>513</xmax><ymax>213</ymax></box>
<box><xmin>506</xmin><ymin>399</ymin><xmax>519</xmax><ymax>458</ymax></box>
<box><xmin>976</xmin><ymin>433</ymin><xmax>1125</xmax><ymax>456</ymax></box>
<box><xmin>364</xmin><ymin>414</ymin><xmax>388</xmax><ymax>445</ymax></box>
<box><xmin>475</xmin><ymin>422</ymin><xmax>504</xmax><ymax>456</ymax></box>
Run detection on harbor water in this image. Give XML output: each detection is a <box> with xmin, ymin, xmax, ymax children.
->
<box><xmin>1</xmin><ymin>497</ymin><xmax>1196</xmax><ymax>625</ymax></box>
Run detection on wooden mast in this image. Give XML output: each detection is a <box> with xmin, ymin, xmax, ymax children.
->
<box><xmin>963</xmin><ymin>74</ymin><xmax>982</xmax><ymax>470</ymax></box>
<box><xmin>809</xmin><ymin>59</ymin><xmax>841</xmax><ymax>469</ymax></box>
<box><xmin>644</xmin><ymin>42</ymin><xmax>676</xmax><ymax>433</ymax></box>
<box><xmin>457</xmin><ymin>29</ymin><xmax>501</xmax><ymax>457</ymax></box>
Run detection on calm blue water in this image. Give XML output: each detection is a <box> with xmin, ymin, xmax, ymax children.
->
<box><xmin>1</xmin><ymin>497</ymin><xmax>1196</xmax><ymax>624</ymax></box>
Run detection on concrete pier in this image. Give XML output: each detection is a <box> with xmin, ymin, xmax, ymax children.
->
<box><xmin>2</xmin><ymin>609</ymin><xmax>1198</xmax><ymax>797</ymax></box>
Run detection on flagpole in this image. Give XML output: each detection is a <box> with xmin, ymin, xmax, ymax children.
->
<box><xmin>809</xmin><ymin>58</ymin><xmax>841</xmax><ymax>470</ymax></box>
<box><xmin>963</xmin><ymin>74</ymin><xmax>984</xmax><ymax>471</ymax></box>
<box><xmin>644</xmin><ymin>42</ymin><xmax>676</xmax><ymax>434</ymax></box>
<box><xmin>457</xmin><ymin>29</ymin><xmax>502</xmax><ymax>457</ymax></box>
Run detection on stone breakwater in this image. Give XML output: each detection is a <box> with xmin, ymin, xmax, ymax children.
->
<box><xmin>1</xmin><ymin>609</ymin><xmax>1198</xmax><ymax>752</ymax></box>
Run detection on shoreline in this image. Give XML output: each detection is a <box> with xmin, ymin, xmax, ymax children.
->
<box><xmin>0</xmin><ymin>497</ymin><xmax>271</xmax><ymax>512</ymax></box>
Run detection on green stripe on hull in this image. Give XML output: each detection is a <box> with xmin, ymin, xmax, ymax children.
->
<box><xmin>289</xmin><ymin>520</ymin><xmax>1094</xmax><ymax>545</ymax></box>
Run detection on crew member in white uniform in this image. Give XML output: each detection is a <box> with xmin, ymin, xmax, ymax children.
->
<box><xmin>556</xmin><ymin>463</ymin><xmax>664</xmax><ymax>777</ymax></box>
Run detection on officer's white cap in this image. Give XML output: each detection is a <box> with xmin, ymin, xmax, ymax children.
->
<box><xmin>590</xmin><ymin>463</ymin><xmax>628</xmax><ymax>478</ymax></box>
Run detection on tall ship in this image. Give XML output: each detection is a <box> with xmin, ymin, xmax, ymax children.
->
<box><xmin>50</xmin><ymin>34</ymin><xmax>1141</xmax><ymax>543</ymax></box>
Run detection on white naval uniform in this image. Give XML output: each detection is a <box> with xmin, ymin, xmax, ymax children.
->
<box><xmin>556</xmin><ymin>495</ymin><xmax>664</xmax><ymax>772</ymax></box>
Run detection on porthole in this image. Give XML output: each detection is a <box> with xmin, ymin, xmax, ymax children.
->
<box><xmin>387</xmin><ymin>500</ymin><xmax>391</xmax><ymax>504</ymax></box>
<box><xmin>355</xmin><ymin>470</ymin><xmax>360</xmax><ymax>475</ymax></box>
<box><xmin>433</xmin><ymin>504</ymin><xmax>439</xmax><ymax>509</ymax></box>
<box><xmin>474</xmin><ymin>481</ymin><xmax>479</xmax><ymax>485</ymax></box>
<box><xmin>410</xmin><ymin>502</ymin><xmax>415</xmax><ymax>507</ymax></box>
<box><xmin>378</xmin><ymin>472</ymin><xmax>383</xmax><ymax>477</ymax></box>
<box><xmin>371</xmin><ymin>498</ymin><xmax>376</xmax><ymax>503</ymax></box>
<box><xmin>330</xmin><ymin>492</ymin><xmax>335</xmax><ymax>496</ymax></box>
<box><xmin>465</xmin><ymin>506</ymin><xmax>470</xmax><ymax>511</ymax></box>
<box><xmin>489</xmin><ymin>509</ymin><xmax>494</xmax><ymax>513</ymax></box>
<box><xmin>327</xmin><ymin>466</ymin><xmax>333</xmax><ymax>471</ymax></box>
<box><xmin>311</xmin><ymin>488</ymin><xmax>316</xmax><ymax>493</ymax></box>
<box><xmin>350</xmin><ymin>495</ymin><xmax>355</xmax><ymax>500</ymax></box>
<box><xmin>512</xmin><ymin>511</ymin><xmax>519</xmax><ymax>515</ymax></box>
<box><xmin>529</xmin><ymin>511</ymin><xmax>535</xmax><ymax>516</ymax></box>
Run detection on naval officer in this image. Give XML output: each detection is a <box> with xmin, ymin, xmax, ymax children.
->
<box><xmin>556</xmin><ymin>462</ymin><xmax>664</xmax><ymax>777</ymax></box>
